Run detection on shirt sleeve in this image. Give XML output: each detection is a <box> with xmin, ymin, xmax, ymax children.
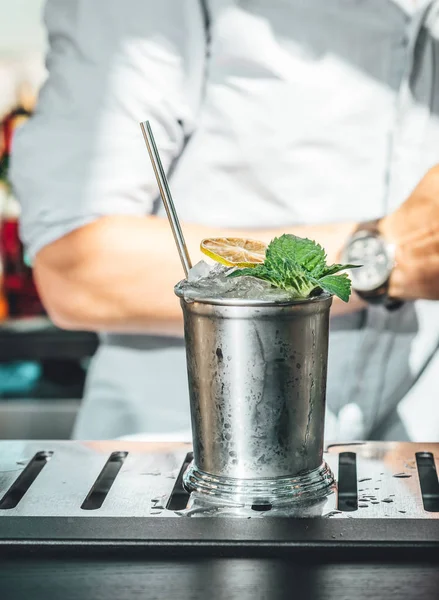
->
<box><xmin>10</xmin><ymin>0</ymin><xmax>206</xmax><ymax>259</ymax></box>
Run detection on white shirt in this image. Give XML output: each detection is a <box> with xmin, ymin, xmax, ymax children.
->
<box><xmin>10</xmin><ymin>0</ymin><xmax>439</xmax><ymax>441</ymax></box>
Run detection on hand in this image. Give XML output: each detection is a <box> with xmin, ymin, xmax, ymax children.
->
<box><xmin>380</xmin><ymin>165</ymin><xmax>439</xmax><ymax>301</ymax></box>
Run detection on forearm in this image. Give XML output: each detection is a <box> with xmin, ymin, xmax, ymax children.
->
<box><xmin>34</xmin><ymin>215</ymin><xmax>364</xmax><ymax>334</ymax></box>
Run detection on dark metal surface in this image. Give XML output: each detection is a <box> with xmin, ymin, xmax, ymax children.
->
<box><xmin>1</xmin><ymin>517</ymin><xmax>439</xmax><ymax>553</ymax></box>
<box><xmin>0</xmin><ymin>557</ymin><xmax>438</xmax><ymax>600</ymax></box>
<box><xmin>0</xmin><ymin>441</ymin><xmax>438</xmax><ymax>556</ymax></box>
<box><xmin>1</xmin><ymin>441</ymin><xmax>439</xmax><ymax>600</ymax></box>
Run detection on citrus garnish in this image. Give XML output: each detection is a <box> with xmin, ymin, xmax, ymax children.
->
<box><xmin>200</xmin><ymin>237</ymin><xmax>267</xmax><ymax>268</ymax></box>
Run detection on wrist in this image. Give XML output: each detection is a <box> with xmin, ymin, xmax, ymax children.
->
<box><xmin>377</xmin><ymin>214</ymin><xmax>397</xmax><ymax>246</ymax></box>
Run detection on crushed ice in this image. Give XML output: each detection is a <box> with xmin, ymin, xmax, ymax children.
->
<box><xmin>176</xmin><ymin>261</ymin><xmax>297</xmax><ymax>303</ymax></box>
<box><xmin>187</xmin><ymin>260</ymin><xmax>213</xmax><ymax>282</ymax></box>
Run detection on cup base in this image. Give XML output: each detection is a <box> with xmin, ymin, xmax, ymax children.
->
<box><xmin>183</xmin><ymin>461</ymin><xmax>335</xmax><ymax>506</ymax></box>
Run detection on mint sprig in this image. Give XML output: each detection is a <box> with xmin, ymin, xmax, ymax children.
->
<box><xmin>228</xmin><ymin>234</ymin><xmax>359</xmax><ymax>302</ymax></box>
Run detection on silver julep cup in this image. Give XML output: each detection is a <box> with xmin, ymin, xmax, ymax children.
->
<box><xmin>175</xmin><ymin>289</ymin><xmax>335</xmax><ymax>505</ymax></box>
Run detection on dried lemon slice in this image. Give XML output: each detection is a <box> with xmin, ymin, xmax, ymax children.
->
<box><xmin>200</xmin><ymin>237</ymin><xmax>266</xmax><ymax>267</ymax></box>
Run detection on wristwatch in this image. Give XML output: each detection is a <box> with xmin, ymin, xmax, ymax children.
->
<box><xmin>341</xmin><ymin>219</ymin><xmax>403</xmax><ymax>311</ymax></box>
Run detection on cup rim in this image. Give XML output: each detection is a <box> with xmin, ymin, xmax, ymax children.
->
<box><xmin>174</xmin><ymin>285</ymin><xmax>333</xmax><ymax>307</ymax></box>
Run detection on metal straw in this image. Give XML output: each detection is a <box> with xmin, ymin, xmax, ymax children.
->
<box><xmin>140</xmin><ymin>120</ymin><xmax>192</xmax><ymax>277</ymax></box>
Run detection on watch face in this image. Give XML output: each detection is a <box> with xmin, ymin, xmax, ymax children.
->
<box><xmin>343</xmin><ymin>233</ymin><xmax>393</xmax><ymax>292</ymax></box>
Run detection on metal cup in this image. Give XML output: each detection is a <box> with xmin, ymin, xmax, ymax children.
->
<box><xmin>175</xmin><ymin>290</ymin><xmax>335</xmax><ymax>505</ymax></box>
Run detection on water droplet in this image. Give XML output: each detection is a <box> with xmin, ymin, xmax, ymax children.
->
<box><xmin>325</xmin><ymin>510</ymin><xmax>342</xmax><ymax>518</ymax></box>
<box><xmin>359</xmin><ymin>478</ymin><xmax>372</xmax><ymax>482</ymax></box>
<box><xmin>371</xmin><ymin>501</ymin><xmax>380</xmax><ymax>505</ymax></box>
<box><xmin>393</xmin><ymin>473</ymin><xmax>411</xmax><ymax>479</ymax></box>
<box><xmin>382</xmin><ymin>498</ymin><xmax>393</xmax><ymax>504</ymax></box>
<box><xmin>358</xmin><ymin>503</ymin><xmax>368</xmax><ymax>508</ymax></box>
<box><xmin>398</xmin><ymin>510</ymin><xmax>407</xmax><ymax>514</ymax></box>
<box><xmin>150</xmin><ymin>495</ymin><xmax>167</xmax><ymax>510</ymax></box>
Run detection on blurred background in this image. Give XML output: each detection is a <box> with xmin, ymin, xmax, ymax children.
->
<box><xmin>0</xmin><ymin>0</ymin><xmax>98</xmax><ymax>439</ymax></box>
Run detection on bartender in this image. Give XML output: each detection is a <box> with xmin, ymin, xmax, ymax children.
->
<box><xmin>10</xmin><ymin>0</ymin><xmax>439</xmax><ymax>441</ymax></box>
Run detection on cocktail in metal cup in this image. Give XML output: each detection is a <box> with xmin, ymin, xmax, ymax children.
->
<box><xmin>175</xmin><ymin>287</ymin><xmax>335</xmax><ymax>505</ymax></box>
<box><xmin>140</xmin><ymin>121</ymin><xmax>334</xmax><ymax>506</ymax></box>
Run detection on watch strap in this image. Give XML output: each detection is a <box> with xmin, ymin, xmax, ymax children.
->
<box><xmin>353</xmin><ymin>218</ymin><xmax>380</xmax><ymax>235</ymax></box>
<box><xmin>355</xmin><ymin>287</ymin><xmax>403</xmax><ymax>311</ymax></box>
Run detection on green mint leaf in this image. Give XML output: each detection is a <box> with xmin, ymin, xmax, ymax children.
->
<box><xmin>266</xmin><ymin>234</ymin><xmax>326</xmax><ymax>277</ymax></box>
<box><xmin>316</xmin><ymin>273</ymin><xmax>352</xmax><ymax>302</ymax></box>
<box><xmin>227</xmin><ymin>234</ymin><xmax>356</xmax><ymax>302</ymax></box>
<box><xmin>231</xmin><ymin>260</ymin><xmax>317</xmax><ymax>297</ymax></box>
<box><xmin>228</xmin><ymin>265</ymin><xmax>268</xmax><ymax>277</ymax></box>
<box><xmin>321</xmin><ymin>263</ymin><xmax>361</xmax><ymax>277</ymax></box>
